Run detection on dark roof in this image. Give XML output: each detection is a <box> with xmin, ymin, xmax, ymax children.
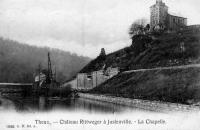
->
<box><xmin>168</xmin><ymin>14</ymin><xmax>187</xmax><ymax>19</ymax></box>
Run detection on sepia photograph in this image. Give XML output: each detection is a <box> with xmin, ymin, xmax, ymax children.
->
<box><xmin>0</xmin><ymin>0</ymin><xmax>200</xmax><ymax>130</ymax></box>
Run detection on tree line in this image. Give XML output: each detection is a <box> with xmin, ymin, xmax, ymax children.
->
<box><xmin>0</xmin><ymin>37</ymin><xmax>90</xmax><ymax>83</ymax></box>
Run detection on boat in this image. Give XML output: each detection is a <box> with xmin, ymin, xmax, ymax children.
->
<box><xmin>32</xmin><ymin>52</ymin><xmax>61</xmax><ymax>96</ymax></box>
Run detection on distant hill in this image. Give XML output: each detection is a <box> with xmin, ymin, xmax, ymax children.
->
<box><xmin>80</xmin><ymin>29</ymin><xmax>200</xmax><ymax>73</ymax></box>
<box><xmin>0</xmin><ymin>37</ymin><xmax>90</xmax><ymax>83</ymax></box>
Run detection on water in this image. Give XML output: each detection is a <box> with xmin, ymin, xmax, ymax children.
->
<box><xmin>0</xmin><ymin>85</ymin><xmax>150</xmax><ymax>113</ymax></box>
<box><xmin>1</xmin><ymin>86</ymin><xmax>199</xmax><ymax>130</ymax></box>
<box><xmin>0</xmin><ymin>85</ymin><xmax>155</xmax><ymax>113</ymax></box>
<box><xmin>0</xmin><ymin>95</ymin><xmax>149</xmax><ymax>113</ymax></box>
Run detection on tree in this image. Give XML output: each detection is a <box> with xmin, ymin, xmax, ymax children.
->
<box><xmin>129</xmin><ymin>18</ymin><xmax>148</xmax><ymax>39</ymax></box>
<box><xmin>100</xmin><ymin>48</ymin><xmax>106</xmax><ymax>57</ymax></box>
<box><xmin>0</xmin><ymin>37</ymin><xmax>91</xmax><ymax>83</ymax></box>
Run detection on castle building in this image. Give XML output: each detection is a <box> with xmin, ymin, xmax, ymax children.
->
<box><xmin>150</xmin><ymin>0</ymin><xmax>187</xmax><ymax>31</ymax></box>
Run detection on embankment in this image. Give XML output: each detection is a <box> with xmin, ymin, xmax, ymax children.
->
<box><xmin>0</xmin><ymin>96</ymin><xmax>15</xmax><ymax>111</ymax></box>
<box><xmin>90</xmin><ymin>67</ymin><xmax>200</xmax><ymax>105</ymax></box>
<box><xmin>78</xmin><ymin>93</ymin><xmax>200</xmax><ymax>112</ymax></box>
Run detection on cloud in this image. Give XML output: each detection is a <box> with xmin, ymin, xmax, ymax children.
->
<box><xmin>0</xmin><ymin>0</ymin><xmax>199</xmax><ymax>57</ymax></box>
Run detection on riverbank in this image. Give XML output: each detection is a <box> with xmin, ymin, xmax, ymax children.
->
<box><xmin>0</xmin><ymin>96</ymin><xmax>15</xmax><ymax>111</ymax></box>
<box><xmin>90</xmin><ymin>67</ymin><xmax>200</xmax><ymax>105</ymax></box>
<box><xmin>78</xmin><ymin>93</ymin><xmax>200</xmax><ymax>112</ymax></box>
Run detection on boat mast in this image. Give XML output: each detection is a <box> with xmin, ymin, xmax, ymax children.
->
<box><xmin>47</xmin><ymin>52</ymin><xmax>53</xmax><ymax>84</ymax></box>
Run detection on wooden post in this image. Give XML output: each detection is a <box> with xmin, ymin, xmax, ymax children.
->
<box><xmin>91</xmin><ymin>73</ymin><xmax>93</xmax><ymax>88</ymax></box>
<box><xmin>83</xmin><ymin>74</ymin><xmax>84</xmax><ymax>89</ymax></box>
<box><xmin>96</xmin><ymin>71</ymin><xmax>97</xmax><ymax>87</ymax></box>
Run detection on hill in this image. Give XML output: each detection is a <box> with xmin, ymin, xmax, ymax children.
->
<box><xmin>0</xmin><ymin>37</ymin><xmax>90</xmax><ymax>83</ymax></box>
<box><xmin>90</xmin><ymin>67</ymin><xmax>200</xmax><ymax>104</ymax></box>
<box><xmin>81</xmin><ymin>28</ymin><xmax>200</xmax><ymax>105</ymax></box>
<box><xmin>80</xmin><ymin>29</ymin><xmax>200</xmax><ymax>73</ymax></box>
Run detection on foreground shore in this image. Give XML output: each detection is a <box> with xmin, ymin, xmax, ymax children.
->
<box><xmin>0</xmin><ymin>96</ymin><xmax>15</xmax><ymax>111</ymax></box>
<box><xmin>78</xmin><ymin>93</ymin><xmax>200</xmax><ymax>112</ymax></box>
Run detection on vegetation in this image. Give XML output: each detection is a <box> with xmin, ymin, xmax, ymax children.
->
<box><xmin>80</xmin><ymin>48</ymin><xmax>106</xmax><ymax>73</ymax></box>
<box><xmin>0</xmin><ymin>37</ymin><xmax>90</xmax><ymax>83</ymax></box>
<box><xmin>90</xmin><ymin>67</ymin><xmax>200</xmax><ymax>104</ymax></box>
<box><xmin>128</xmin><ymin>18</ymin><xmax>149</xmax><ymax>38</ymax></box>
<box><xmin>83</xmin><ymin>27</ymin><xmax>200</xmax><ymax>104</ymax></box>
<box><xmin>80</xmin><ymin>29</ymin><xmax>200</xmax><ymax>73</ymax></box>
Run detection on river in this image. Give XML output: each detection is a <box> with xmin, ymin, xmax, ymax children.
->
<box><xmin>0</xmin><ymin>85</ymin><xmax>151</xmax><ymax>113</ymax></box>
<box><xmin>1</xmin><ymin>86</ymin><xmax>200</xmax><ymax>130</ymax></box>
<box><xmin>0</xmin><ymin>95</ymin><xmax>150</xmax><ymax>113</ymax></box>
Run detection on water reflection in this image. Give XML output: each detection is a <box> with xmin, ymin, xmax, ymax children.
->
<box><xmin>39</xmin><ymin>97</ymin><xmax>45</xmax><ymax>110</ymax></box>
<box><xmin>0</xmin><ymin>95</ymin><xmax>145</xmax><ymax>113</ymax></box>
<box><xmin>0</xmin><ymin>85</ymin><xmax>146</xmax><ymax>113</ymax></box>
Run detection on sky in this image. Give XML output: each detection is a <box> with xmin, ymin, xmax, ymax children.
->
<box><xmin>0</xmin><ymin>0</ymin><xmax>199</xmax><ymax>58</ymax></box>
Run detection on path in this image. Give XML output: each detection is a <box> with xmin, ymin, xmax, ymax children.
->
<box><xmin>123</xmin><ymin>64</ymin><xmax>200</xmax><ymax>73</ymax></box>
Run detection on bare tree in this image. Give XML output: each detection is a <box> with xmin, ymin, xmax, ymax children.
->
<box><xmin>129</xmin><ymin>18</ymin><xmax>148</xmax><ymax>38</ymax></box>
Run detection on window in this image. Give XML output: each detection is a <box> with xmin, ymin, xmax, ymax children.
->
<box><xmin>173</xmin><ymin>18</ymin><xmax>175</xmax><ymax>23</ymax></box>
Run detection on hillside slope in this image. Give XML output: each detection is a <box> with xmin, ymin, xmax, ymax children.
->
<box><xmin>0</xmin><ymin>37</ymin><xmax>90</xmax><ymax>83</ymax></box>
<box><xmin>81</xmin><ymin>30</ymin><xmax>200</xmax><ymax>73</ymax></box>
<box><xmin>82</xmin><ymin>29</ymin><xmax>200</xmax><ymax>105</ymax></box>
<box><xmin>90</xmin><ymin>67</ymin><xmax>200</xmax><ymax>104</ymax></box>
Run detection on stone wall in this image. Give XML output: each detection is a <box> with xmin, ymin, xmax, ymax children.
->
<box><xmin>76</xmin><ymin>70</ymin><xmax>109</xmax><ymax>90</ymax></box>
<box><xmin>63</xmin><ymin>68</ymin><xmax>119</xmax><ymax>90</ymax></box>
<box><xmin>92</xmin><ymin>70</ymin><xmax>109</xmax><ymax>88</ymax></box>
<box><xmin>78</xmin><ymin>93</ymin><xmax>200</xmax><ymax>112</ymax></box>
<box><xmin>77</xmin><ymin>73</ymin><xmax>93</xmax><ymax>90</ymax></box>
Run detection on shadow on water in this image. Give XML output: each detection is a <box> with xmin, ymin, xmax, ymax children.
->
<box><xmin>4</xmin><ymin>96</ymin><xmax>143</xmax><ymax>114</ymax></box>
<box><xmin>0</xmin><ymin>85</ymin><xmax>146</xmax><ymax>113</ymax></box>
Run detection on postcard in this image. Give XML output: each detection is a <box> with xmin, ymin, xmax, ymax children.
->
<box><xmin>0</xmin><ymin>0</ymin><xmax>200</xmax><ymax>130</ymax></box>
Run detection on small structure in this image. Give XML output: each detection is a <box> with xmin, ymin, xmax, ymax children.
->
<box><xmin>77</xmin><ymin>67</ymin><xmax>119</xmax><ymax>90</ymax></box>
<box><xmin>63</xmin><ymin>67</ymin><xmax>119</xmax><ymax>90</ymax></box>
<box><xmin>34</xmin><ymin>72</ymin><xmax>46</xmax><ymax>87</ymax></box>
<box><xmin>33</xmin><ymin>52</ymin><xmax>60</xmax><ymax>90</ymax></box>
<box><xmin>186</xmin><ymin>25</ymin><xmax>200</xmax><ymax>33</ymax></box>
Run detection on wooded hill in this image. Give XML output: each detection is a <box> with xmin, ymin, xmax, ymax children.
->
<box><xmin>80</xmin><ymin>29</ymin><xmax>200</xmax><ymax>73</ymax></box>
<box><xmin>85</xmin><ymin>28</ymin><xmax>200</xmax><ymax>104</ymax></box>
<box><xmin>0</xmin><ymin>37</ymin><xmax>90</xmax><ymax>83</ymax></box>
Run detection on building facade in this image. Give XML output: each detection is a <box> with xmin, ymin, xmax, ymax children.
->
<box><xmin>150</xmin><ymin>0</ymin><xmax>187</xmax><ymax>31</ymax></box>
<box><xmin>76</xmin><ymin>67</ymin><xmax>119</xmax><ymax>90</ymax></box>
<box><xmin>63</xmin><ymin>67</ymin><xmax>119</xmax><ymax>90</ymax></box>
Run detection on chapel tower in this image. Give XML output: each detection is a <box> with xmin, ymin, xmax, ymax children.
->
<box><xmin>150</xmin><ymin>0</ymin><xmax>187</xmax><ymax>31</ymax></box>
<box><xmin>150</xmin><ymin>0</ymin><xmax>168</xmax><ymax>29</ymax></box>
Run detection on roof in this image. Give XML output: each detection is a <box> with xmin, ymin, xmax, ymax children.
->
<box><xmin>150</xmin><ymin>1</ymin><xmax>168</xmax><ymax>8</ymax></box>
<box><xmin>169</xmin><ymin>14</ymin><xmax>187</xmax><ymax>19</ymax></box>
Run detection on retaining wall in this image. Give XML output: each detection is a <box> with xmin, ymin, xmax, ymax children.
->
<box><xmin>78</xmin><ymin>93</ymin><xmax>200</xmax><ymax>112</ymax></box>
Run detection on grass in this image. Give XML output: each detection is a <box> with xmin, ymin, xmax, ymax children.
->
<box><xmin>90</xmin><ymin>67</ymin><xmax>200</xmax><ymax>105</ymax></box>
<box><xmin>80</xmin><ymin>30</ymin><xmax>200</xmax><ymax>73</ymax></box>
<box><xmin>81</xmin><ymin>29</ymin><xmax>200</xmax><ymax>105</ymax></box>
